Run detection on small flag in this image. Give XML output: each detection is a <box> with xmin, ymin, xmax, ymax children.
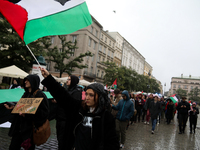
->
<box><xmin>0</xmin><ymin>0</ymin><xmax>92</xmax><ymax>45</ymax></box>
<box><xmin>112</xmin><ymin>79</ymin><xmax>117</xmax><ymax>89</ymax></box>
<box><xmin>170</xmin><ymin>94</ymin><xmax>178</xmax><ymax>103</ymax></box>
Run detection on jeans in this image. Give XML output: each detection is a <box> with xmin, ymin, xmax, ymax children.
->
<box><xmin>151</xmin><ymin>119</ymin><xmax>157</xmax><ymax>131</ymax></box>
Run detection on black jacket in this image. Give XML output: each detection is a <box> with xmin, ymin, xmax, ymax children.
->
<box><xmin>9</xmin><ymin>74</ymin><xmax>49</xmax><ymax>141</ymax></box>
<box><xmin>149</xmin><ymin>101</ymin><xmax>161</xmax><ymax>119</ymax></box>
<box><xmin>176</xmin><ymin>101</ymin><xmax>190</xmax><ymax>115</ymax></box>
<box><xmin>42</xmin><ymin>75</ymin><xmax>119</xmax><ymax>150</ymax></box>
<box><xmin>189</xmin><ymin>107</ymin><xmax>199</xmax><ymax>119</ymax></box>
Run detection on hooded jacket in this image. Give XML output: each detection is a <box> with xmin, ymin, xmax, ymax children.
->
<box><xmin>112</xmin><ymin>90</ymin><xmax>134</xmax><ymax>121</ymax></box>
<box><xmin>41</xmin><ymin>75</ymin><xmax>119</xmax><ymax>150</ymax></box>
<box><xmin>9</xmin><ymin>74</ymin><xmax>49</xmax><ymax>141</ymax></box>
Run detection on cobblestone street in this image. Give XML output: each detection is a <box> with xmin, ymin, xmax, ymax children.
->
<box><xmin>1</xmin><ymin>114</ymin><xmax>200</xmax><ymax>150</ymax></box>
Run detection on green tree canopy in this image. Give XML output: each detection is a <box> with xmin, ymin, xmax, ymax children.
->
<box><xmin>0</xmin><ymin>13</ymin><xmax>46</xmax><ymax>72</ymax></box>
<box><xmin>176</xmin><ymin>88</ymin><xmax>187</xmax><ymax>98</ymax></box>
<box><xmin>188</xmin><ymin>87</ymin><xmax>200</xmax><ymax>103</ymax></box>
<box><xmin>45</xmin><ymin>36</ymin><xmax>92</xmax><ymax>77</ymax></box>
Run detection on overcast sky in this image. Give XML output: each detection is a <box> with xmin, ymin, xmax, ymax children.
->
<box><xmin>86</xmin><ymin>0</ymin><xmax>200</xmax><ymax>92</ymax></box>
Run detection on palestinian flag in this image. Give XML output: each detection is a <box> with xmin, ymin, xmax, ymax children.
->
<box><xmin>170</xmin><ymin>94</ymin><xmax>178</xmax><ymax>103</ymax></box>
<box><xmin>112</xmin><ymin>79</ymin><xmax>117</xmax><ymax>89</ymax></box>
<box><xmin>0</xmin><ymin>0</ymin><xmax>92</xmax><ymax>45</ymax></box>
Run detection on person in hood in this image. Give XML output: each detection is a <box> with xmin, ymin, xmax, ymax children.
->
<box><xmin>111</xmin><ymin>90</ymin><xmax>134</xmax><ymax>149</ymax></box>
<box><xmin>9</xmin><ymin>79</ymin><xmax>21</xmax><ymax>89</ymax></box>
<box><xmin>189</xmin><ymin>102</ymin><xmax>199</xmax><ymax>134</ymax></box>
<box><xmin>4</xmin><ymin>74</ymin><xmax>49</xmax><ymax>150</ymax></box>
<box><xmin>176</xmin><ymin>96</ymin><xmax>190</xmax><ymax>134</ymax></box>
<box><xmin>55</xmin><ymin>75</ymin><xmax>82</xmax><ymax>150</ymax></box>
<box><xmin>149</xmin><ymin>95</ymin><xmax>161</xmax><ymax>134</ymax></box>
<box><xmin>40</xmin><ymin>68</ymin><xmax>119</xmax><ymax>150</ymax></box>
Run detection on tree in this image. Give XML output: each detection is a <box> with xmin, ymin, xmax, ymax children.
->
<box><xmin>0</xmin><ymin>13</ymin><xmax>46</xmax><ymax>72</ymax></box>
<box><xmin>188</xmin><ymin>87</ymin><xmax>200</xmax><ymax>103</ymax></box>
<box><xmin>176</xmin><ymin>88</ymin><xmax>187</xmax><ymax>98</ymax></box>
<box><xmin>45</xmin><ymin>36</ymin><xmax>92</xmax><ymax>77</ymax></box>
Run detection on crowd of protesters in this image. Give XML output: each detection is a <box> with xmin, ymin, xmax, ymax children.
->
<box><xmin>3</xmin><ymin>68</ymin><xmax>199</xmax><ymax>149</ymax></box>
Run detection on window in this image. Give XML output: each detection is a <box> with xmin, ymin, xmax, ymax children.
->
<box><xmin>99</xmin><ymin>44</ymin><xmax>102</xmax><ymax>51</ymax></box>
<box><xmin>98</xmin><ymin>56</ymin><xmax>101</xmax><ymax>62</ymax></box>
<box><xmin>108</xmin><ymin>50</ymin><xmax>110</xmax><ymax>56</ymax></box>
<box><xmin>111</xmin><ymin>52</ymin><xmax>114</xmax><ymax>58</ymax></box>
<box><xmin>70</xmin><ymin>49</ymin><xmax>75</xmax><ymax>56</ymax></box>
<box><xmin>191</xmin><ymin>86</ymin><xmax>193</xmax><ymax>90</ymax></box>
<box><xmin>93</xmin><ymin>42</ymin><xmax>96</xmax><ymax>50</ymax></box>
<box><xmin>101</xmin><ymin>34</ymin><xmax>103</xmax><ymax>39</ymax></box>
<box><xmin>95</xmin><ymin>30</ymin><xmax>98</xmax><ymax>37</ymax></box>
<box><xmin>88</xmin><ymin>38</ymin><xmax>91</xmax><ymax>46</ymax></box>
<box><xmin>97</xmin><ymin>70</ymin><xmax>100</xmax><ymax>77</ymax></box>
<box><xmin>109</xmin><ymin>40</ymin><xmax>111</xmax><ymax>45</ymax></box>
<box><xmin>105</xmin><ymin>37</ymin><xmax>107</xmax><ymax>42</ymax></box>
<box><xmin>72</xmin><ymin>35</ymin><xmax>77</xmax><ymax>43</ymax></box>
<box><xmin>86</xmin><ymin>55</ymin><xmax>89</xmax><ymax>60</ymax></box>
<box><xmin>184</xmin><ymin>85</ymin><xmax>187</xmax><ymax>89</ymax></box>
<box><xmin>101</xmin><ymin>71</ymin><xmax>104</xmax><ymax>78</ymax></box>
<box><xmin>46</xmin><ymin>62</ymin><xmax>51</xmax><ymax>71</ymax></box>
<box><xmin>104</xmin><ymin>47</ymin><xmax>106</xmax><ymax>53</ymax></box>
<box><xmin>103</xmin><ymin>57</ymin><xmax>105</xmax><ymax>62</ymax></box>
<box><xmin>178</xmin><ymin>85</ymin><xmax>181</xmax><ymax>88</ymax></box>
<box><xmin>91</xmin><ymin>55</ymin><xmax>94</xmax><ymax>61</ymax></box>
<box><xmin>91</xmin><ymin>26</ymin><xmax>93</xmax><ymax>33</ymax></box>
<box><xmin>59</xmin><ymin>48</ymin><xmax>62</xmax><ymax>53</ymax></box>
<box><xmin>90</xmin><ymin>66</ymin><xmax>93</xmax><ymax>73</ymax></box>
<box><xmin>173</xmin><ymin>85</ymin><xmax>176</xmax><ymax>88</ymax></box>
<box><xmin>51</xmin><ymin>37</ymin><xmax>54</xmax><ymax>44</ymax></box>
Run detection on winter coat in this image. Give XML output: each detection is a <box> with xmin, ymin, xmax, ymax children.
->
<box><xmin>111</xmin><ymin>94</ymin><xmax>122</xmax><ymax>118</ymax></box>
<box><xmin>145</xmin><ymin>97</ymin><xmax>154</xmax><ymax>110</ymax></box>
<box><xmin>9</xmin><ymin>74</ymin><xmax>49</xmax><ymax>141</ymax></box>
<box><xmin>42</xmin><ymin>75</ymin><xmax>119</xmax><ymax>150</ymax></box>
<box><xmin>166</xmin><ymin>104</ymin><xmax>174</xmax><ymax>119</ymax></box>
<box><xmin>112</xmin><ymin>90</ymin><xmax>134</xmax><ymax>121</ymax></box>
<box><xmin>135</xmin><ymin>98</ymin><xmax>145</xmax><ymax>110</ymax></box>
<box><xmin>149</xmin><ymin>101</ymin><xmax>161</xmax><ymax>120</ymax></box>
<box><xmin>176</xmin><ymin>101</ymin><xmax>190</xmax><ymax>115</ymax></box>
<box><xmin>189</xmin><ymin>107</ymin><xmax>199</xmax><ymax>119</ymax></box>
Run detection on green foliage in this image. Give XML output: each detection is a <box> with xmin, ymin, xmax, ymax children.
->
<box><xmin>0</xmin><ymin>13</ymin><xmax>46</xmax><ymax>72</ymax></box>
<box><xmin>188</xmin><ymin>87</ymin><xmax>200</xmax><ymax>103</ymax></box>
<box><xmin>175</xmin><ymin>88</ymin><xmax>187</xmax><ymax>98</ymax></box>
<box><xmin>45</xmin><ymin>36</ymin><xmax>92</xmax><ymax>77</ymax></box>
<box><xmin>103</xmin><ymin>62</ymin><xmax>160</xmax><ymax>92</ymax></box>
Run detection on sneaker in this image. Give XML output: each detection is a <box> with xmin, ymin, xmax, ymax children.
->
<box><xmin>120</xmin><ymin>144</ymin><xmax>125</xmax><ymax>148</ymax></box>
<box><xmin>144</xmin><ymin>121</ymin><xmax>147</xmax><ymax>124</ymax></box>
<box><xmin>147</xmin><ymin>122</ymin><xmax>149</xmax><ymax>125</ymax></box>
<box><xmin>151</xmin><ymin>130</ymin><xmax>154</xmax><ymax>134</ymax></box>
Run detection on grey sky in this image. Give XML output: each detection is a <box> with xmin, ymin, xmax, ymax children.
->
<box><xmin>86</xmin><ymin>0</ymin><xmax>200</xmax><ymax>92</ymax></box>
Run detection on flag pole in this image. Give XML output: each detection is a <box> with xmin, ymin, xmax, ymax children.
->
<box><xmin>26</xmin><ymin>45</ymin><xmax>41</xmax><ymax>67</ymax></box>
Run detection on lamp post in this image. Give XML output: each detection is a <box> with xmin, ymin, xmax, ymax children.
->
<box><xmin>147</xmin><ymin>70</ymin><xmax>151</xmax><ymax>95</ymax></box>
<box><xmin>164</xmin><ymin>83</ymin><xmax>166</xmax><ymax>96</ymax></box>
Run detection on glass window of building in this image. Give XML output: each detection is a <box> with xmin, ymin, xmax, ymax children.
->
<box><xmin>178</xmin><ymin>85</ymin><xmax>181</xmax><ymax>88</ymax></box>
<box><xmin>51</xmin><ymin>37</ymin><xmax>54</xmax><ymax>44</ymax></box>
<box><xmin>101</xmin><ymin>71</ymin><xmax>104</xmax><ymax>78</ymax></box>
<box><xmin>91</xmin><ymin>55</ymin><xmax>94</xmax><ymax>61</ymax></box>
<box><xmin>91</xmin><ymin>26</ymin><xmax>93</xmax><ymax>33</ymax></box>
<box><xmin>59</xmin><ymin>48</ymin><xmax>62</xmax><ymax>53</ymax></box>
<box><xmin>72</xmin><ymin>35</ymin><xmax>77</xmax><ymax>43</ymax></box>
<box><xmin>173</xmin><ymin>85</ymin><xmax>176</xmax><ymax>88</ymax></box>
<box><xmin>101</xmin><ymin>34</ymin><xmax>103</xmax><ymax>39</ymax></box>
<box><xmin>93</xmin><ymin>42</ymin><xmax>96</xmax><ymax>50</ymax></box>
<box><xmin>88</xmin><ymin>38</ymin><xmax>91</xmax><ymax>46</ymax></box>
<box><xmin>184</xmin><ymin>85</ymin><xmax>187</xmax><ymax>89</ymax></box>
<box><xmin>97</xmin><ymin>70</ymin><xmax>100</xmax><ymax>77</ymax></box>
<box><xmin>105</xmin><ymin>37</ymin><xmax>107</xmax><ymax>42</ymax></box>
<box><xmin>70</xmin><ymin>49</ymin><xmax>75</xmax><ymax>56</ymax></box>
<box><xmin>95</xmin><ymin>30</ymin><xmax>98</xmax><ymax>37</ymax></box>
<box><xmin>191</xmin><ymin>86</ymin><xmax>193</xmax><ymax>90</ymax></box>
<box><xmin>99</xmin><ymin>44</ymin><xmax>102</xmax><ymax>51</ymax></box>
<box><xmin>104</xmin><ymin>47</ymin><xmax>106</xmax><ymax>53</ymax></box>
<box><xmin>90</xmin><ymin>66</ymin><xmax>93</xmax><ymax>73</ymax></box>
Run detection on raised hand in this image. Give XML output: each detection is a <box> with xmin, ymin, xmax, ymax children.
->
<box><xmin>4</xmin><ymin>104</ymin><xmax>14</xmax><ymax>110</ymax></box>
<box><xmin>39</xmin><ymin>67</ymin><xmax>50</xmax><ymax>78</ymax></box>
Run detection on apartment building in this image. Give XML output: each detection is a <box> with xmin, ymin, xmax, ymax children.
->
<box><xmin>144</xmin><ymin>61</ymin><xmax>153</xmax><ymax>78</ymax></box>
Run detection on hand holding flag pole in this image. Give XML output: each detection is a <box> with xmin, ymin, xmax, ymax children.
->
<box><xmin>26</xmin><ymin>45</ymin><xmax>41</xmax><ymax>67</ymax></box>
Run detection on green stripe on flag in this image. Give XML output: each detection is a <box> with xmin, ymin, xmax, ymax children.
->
<box><xmin>170</xmin><ymin>97</ymin><xmax>177</xmax><ymax>103</ymax></box>
<box><xmin>24</xmin><ymin>2</ymin><xmax>92</xmax><ymax>44</ymax></box>
<box><xmin>0</xmin><ymin>88</ymin><xmax>53</xmax><ymax>103</ymax></box>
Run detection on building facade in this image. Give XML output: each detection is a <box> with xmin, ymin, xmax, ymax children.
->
<box><xmin>95</xmin><ymin>30</ymin><xmax>115</xmax><ymax>83</ymax></box>
<box><xmin>107</xmin><ymin>32</ymin><xmax>123</xmax><ymax>67</ymax></box>
<box><xmin>170</xmin><ymin>75</ymin><xmax>200</xmax><ymax>98</ymax></box>
<box><xmin>144</xmin><ymin>61</ymin><xmax>153</xmax><ymax>78</ymax></box>
<box><xmin>122</xmin><ymin>38</ymin><xmax>145</xmax><ymax>75</ymax></box>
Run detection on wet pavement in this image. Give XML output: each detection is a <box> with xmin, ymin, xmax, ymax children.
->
<box><xmin>0</xmin><ymin>115</ymin><xmax>200</xmax><ymax>150</ymax></box>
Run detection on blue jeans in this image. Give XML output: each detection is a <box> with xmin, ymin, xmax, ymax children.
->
<box><xmin>151</xmin><ymin>119</ymin><xmax>157</xmax><ymax>131</ymax></box>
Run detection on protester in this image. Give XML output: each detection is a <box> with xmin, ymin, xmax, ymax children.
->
<box><xmin>176</xmin><ymin>96</ymin><xmax>190</xmax><ymax>134</ymax></box>
<box><xmin>144</xmin><ymin>94</ymin><xmax>154</xmax><ymax>125</ymax></box>
<box><xmin>130</xmin><ymin>93</ymin><xmax>136</xmax><ymax>125</ymax></box>
<box><xmin>55</xmin><ymin>75</ymin><xmax>82</xmax><ymax>150</ymax></box>
<box><xmin>9</xmin><ymin>79</ymin><xmax>21</xmax><ymax>89</ymax></box>
<box><xmin>142</xmin><ymin>95</ymin><xmax>147</xmax><ymax>122</ymax></box>
<box><xmin>166</xmin><ymin>99</ymin><xmax>174</xmax><ymax>124</ymax></box>
<box><xmin>4</xmin><ymin>74</ymin><xmax>49</xmax><ymax>150</ymax></box>
<box><xmin>189</xmin><ymin>102</ymin><xmax>199</xmax><ymax>134</ymax></box>
<box><xmin>111</xmin><ymin>90</ymin><xmax>134</xmax><ymax>149</ymax></box>
<box><xmin>149</xmin><ymin>95</ymin><xmax>161</xmax><ymax>134</ymax></box>
<box><xmin>135</xmin><ymin>93</ymin><xmax>144</xmax><ymax>123</ymax></box>
<box><xmin>40</xmin><ymin>68</ymin><xmax>119</xmax><ymax>150</ymax></box>
<box><xmin>110</xmin><ymin>89</ymin><xmax>122</xmax><ymax>118</ymax></box>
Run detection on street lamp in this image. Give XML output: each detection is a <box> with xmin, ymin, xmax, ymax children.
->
<box><xmin>147</xmin><ymin>70</ymin><xmax>151</xmax><ymax>95</ymax></box>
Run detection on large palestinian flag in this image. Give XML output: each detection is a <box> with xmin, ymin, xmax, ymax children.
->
<box><xmin>0</xmin><ymin>0</ymin><xmax>92</xmax><ymax>45</ymax></box>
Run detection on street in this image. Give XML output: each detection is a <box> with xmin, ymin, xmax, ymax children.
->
<box><xmin>0</xmin><ymin>114</ymin><xmax>200</xmax><ymax>150</ymax></box>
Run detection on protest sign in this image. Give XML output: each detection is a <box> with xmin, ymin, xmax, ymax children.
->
<box><xmin>11</xmin><ymin>98</ymin><xmax>43</xmax><ymax>114</ymax></box>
